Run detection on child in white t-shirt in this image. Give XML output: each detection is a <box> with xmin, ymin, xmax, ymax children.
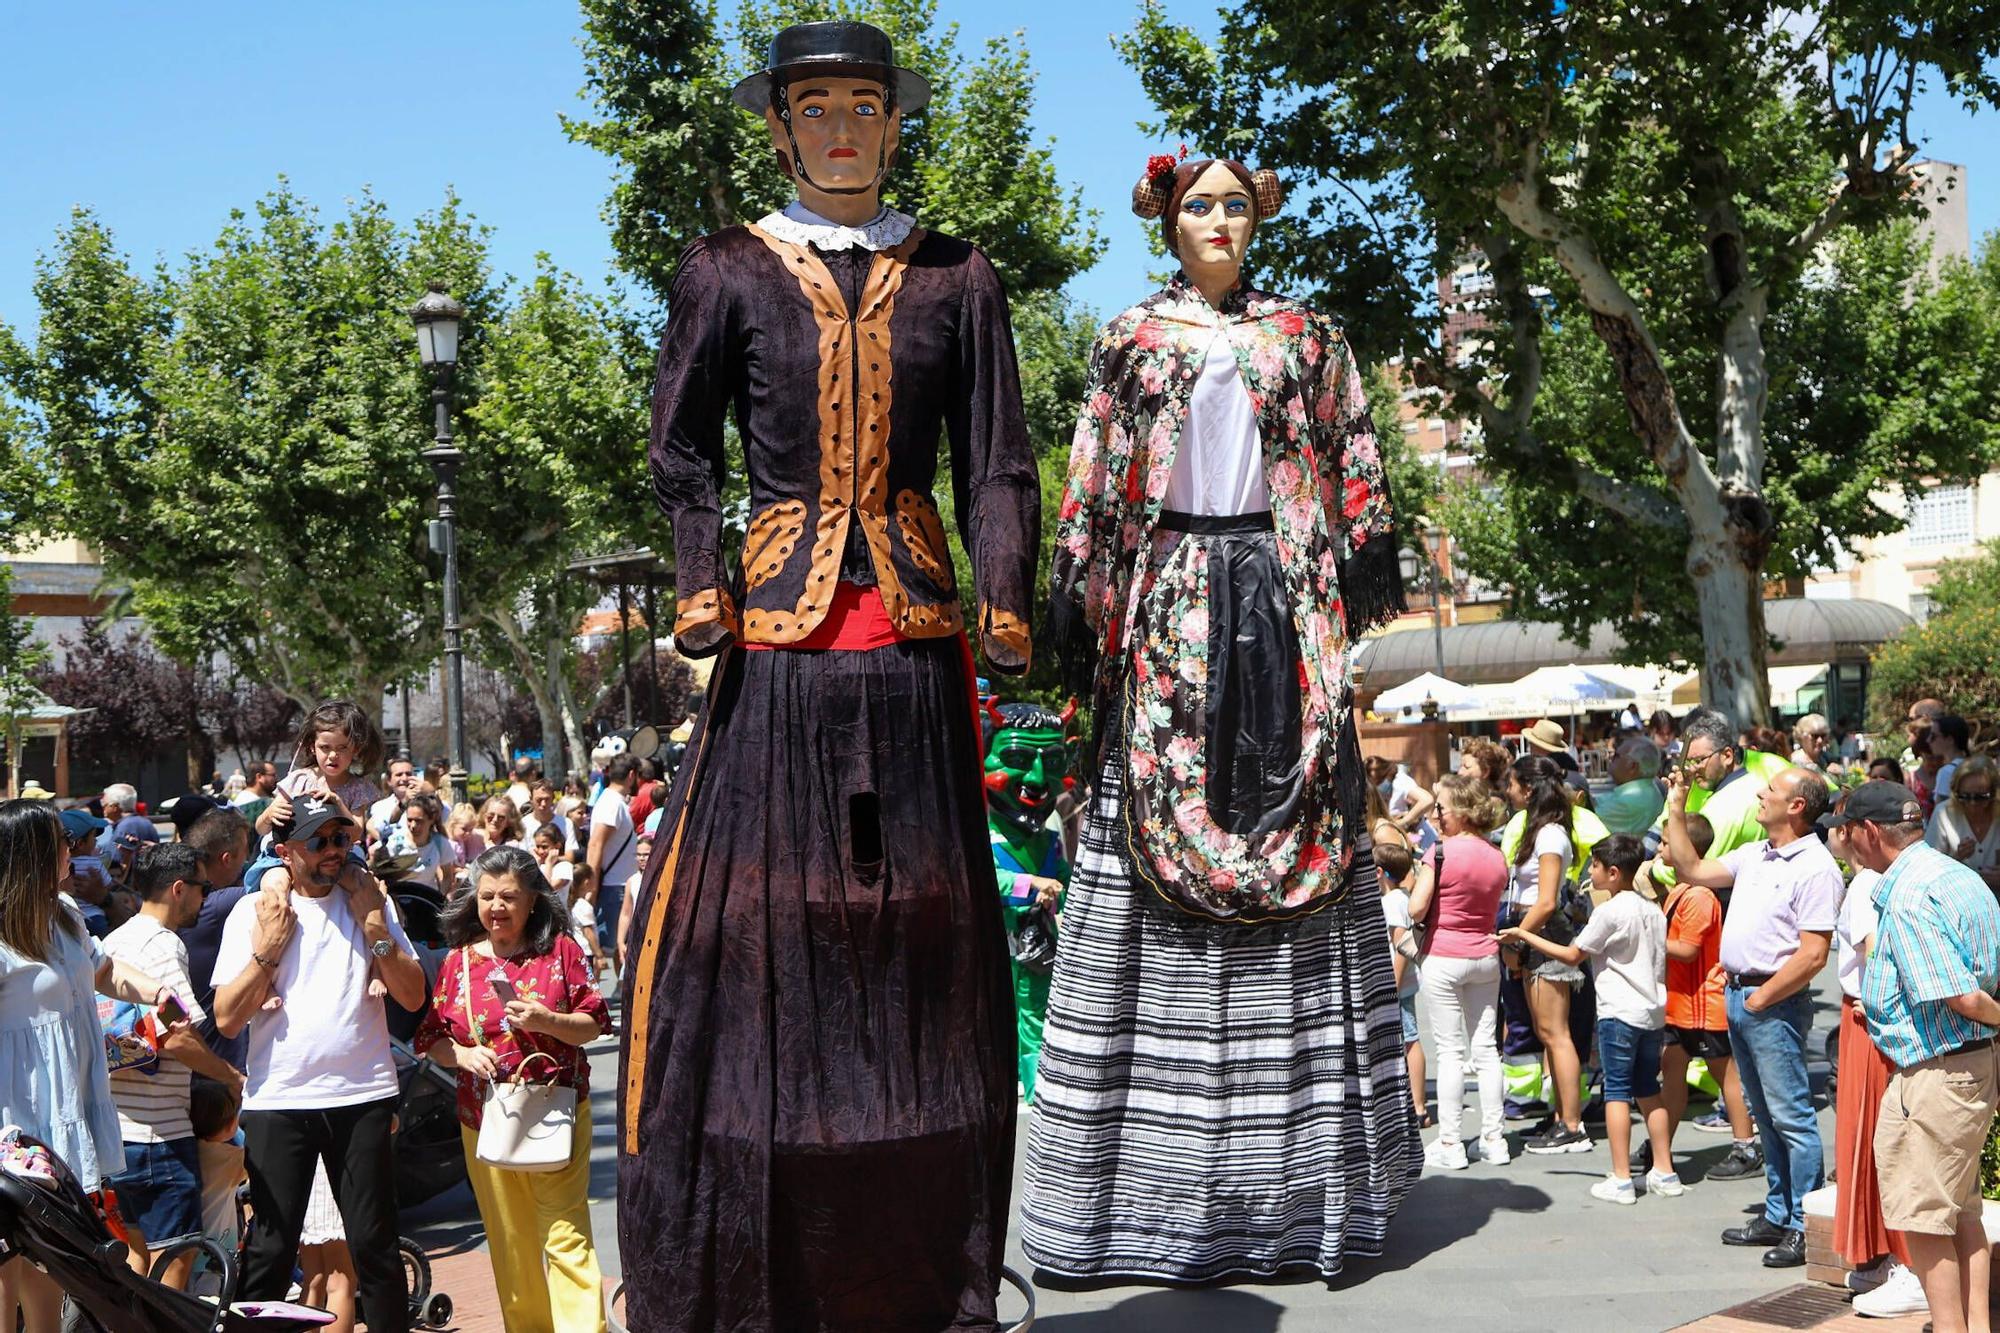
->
<box><xmin>1376</xmin><ymin>840</ymin><xmax>1428</xmax><ymax>1129</ymax></box>
<box><xmin>1502</xmin><ymin>832</ymin><xmax>1679</xmax><ymax>1205</ymax></box>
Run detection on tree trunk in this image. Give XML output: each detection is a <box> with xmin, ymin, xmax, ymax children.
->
<box><xmin>557</xmin><ymin>672</ymin><xmax>590</xmax><ymax>780</ymax></box>
<box><xmin>1685</xmin><ymin>506</ymin><xmax>1772</xmax><ymax>728</ymax></box>
<box><xmin>540</xmin><ymin>592</ymin><xmax>569</xmax><ymax>773</ymax></box>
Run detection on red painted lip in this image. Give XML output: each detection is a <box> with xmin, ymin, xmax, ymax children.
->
<box><xmin>1207</xmin><ymin>236</ymin><xmax>1231</xmax><ymax>247</ymax></box>
<box><xmin>828</xmin><ymin>147</ymin><xmax>859</xmax><ymax>159</ymax></box>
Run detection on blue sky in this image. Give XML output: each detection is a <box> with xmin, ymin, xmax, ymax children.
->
<box><xmin>2</xmin><ymin>3</ymin><xmax>1995</xmax><ymax>336</ymax></box>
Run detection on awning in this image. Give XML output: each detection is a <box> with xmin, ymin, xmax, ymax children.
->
<box><xmin>1357</xmin><ymin>598</ymin><xmax>1911</xmax><ymax>691</ymax></box>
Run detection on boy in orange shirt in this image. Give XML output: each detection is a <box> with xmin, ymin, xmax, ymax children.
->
<box><xmin>1653</xmin><ymin>813</ymin><xmax>1760</xmax><ymax>1179</ymax></box>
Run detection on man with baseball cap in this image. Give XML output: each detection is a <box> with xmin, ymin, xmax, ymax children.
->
<box><xmin>1833</xmin><ymin>780</ymin><xmax>2000</xmax><ymax>1333</ymax></box>
<box><xmin>210</xmin><ymin>792</ymin><xmax>423</xmax><ymax>1333</ymax></box>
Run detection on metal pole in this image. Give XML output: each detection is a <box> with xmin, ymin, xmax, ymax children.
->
<box><xmin>618</xmin><ymin>577</ymin><xmax>634</xmax><ymax>728</ymax></box>
<box><xmin>644</xmin><ymin>572</ymin><xmax>660</xmax><ymax>724</ymax></box>
<box><xmin>399</xmin><ymin>677</ymin><xmax>413</xmax><ymax>761</ymax></box>
<box><xmin>1427</xmin><ymin>538</ymin><xmax>1447</xmax><ymax>680</ymax></box>
<box><xmin>424</xmin><ymin>368</ymin><xmax>468</xmax><ymax>790</ymax></box>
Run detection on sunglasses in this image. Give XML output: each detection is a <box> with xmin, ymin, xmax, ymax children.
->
<box><xmin>1961</xmin><ymin>792</ymin><xmax>1996</xmax><ymax>804</ymax></box>
<box><xmin>303</xmin><ymin>830</ymin><xmax>354</xmax><ymax>853</ymax></box>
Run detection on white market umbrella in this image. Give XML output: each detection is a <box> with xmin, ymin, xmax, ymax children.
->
<box><xmin>1372</xmin><ymin>671</ymin><xmax>1481</xmax><ymax>717</ymax></box>
<box><xmin>1508</xmin><ymin>664</ymin><xmax>1637</xmax><ymax>716</ymax></box>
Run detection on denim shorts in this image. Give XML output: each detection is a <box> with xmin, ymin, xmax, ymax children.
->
<box><xmin>108</xmin><ymin>1137</ymin><xmax>204</xmax><ymax>1243</ymax></box>
<box><xmin>1596</xmin><ymin>1018</ymin><xmax>1664</xmax><ymax>1104</ymax></box>
<box><xmin>1399</xmin><ymin>993</ymin><xmax>1420</xmax><ymax>1045</ymax></box>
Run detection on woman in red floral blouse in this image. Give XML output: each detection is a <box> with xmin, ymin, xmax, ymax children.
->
<box><xmin>414</xmin><ymin>844</ymin><xmax>611</xmax><ymax>1333</ymax></box>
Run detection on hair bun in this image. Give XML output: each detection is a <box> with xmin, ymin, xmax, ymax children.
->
<box><xmin>1251</xmin><ymin>168</ymin><xmax>1286</xmax><ymax>219</ymax></box>
<box><xmin>1132</xmin><ymin>175</ymin><xmax>1171</xmax><ymax>220</ymax></box>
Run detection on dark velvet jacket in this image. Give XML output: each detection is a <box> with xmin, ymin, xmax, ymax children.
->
<box><xmin>649</xmin><ymin>222</ymin><xmax>1038</xmax><ymax>672</ymax></box>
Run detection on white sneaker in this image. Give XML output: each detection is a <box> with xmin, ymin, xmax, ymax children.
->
<box><xmin>1644</xmin><ymin>1169</ymin><xmax>1685</xmax><ymax>1197</ymax></box>
<box><xmin>1590</xmin><ymin>1174</ymin><xmax>1637</xmax><ymax>1206</ymax></box>
<box><xmin>1478</xmin><ymin>1132</ymin><xmax>1511</xmax><ymax>1166</ymax></box>
<box><xmin>1846</xmin><ymin>1254</ymin><xmax>1893</xmax><ymax>1293</ymax></box>
<box><xmin>1424</xmin><ymin>1137</ymin><xmax>1469</xmax><ymax>1171</ymax></box>
<box><xmin>1852</xmin><ymin>1263</ymin><xmax>1929</xmax><ymax>1318</ymax></box>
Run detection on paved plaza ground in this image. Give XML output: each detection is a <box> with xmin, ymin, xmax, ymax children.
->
<box><xmin>408</xmin><ymin>965</ymin><xmax>1854</xmax><ymax>1332</ymax></box>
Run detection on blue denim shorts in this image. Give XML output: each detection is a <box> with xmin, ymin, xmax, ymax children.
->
<box><xmin>108</xmin><ymin>1137</ymin><xmax>203</xmax><ymax>1243</ymax></box>
<box><xmin>1399</xmin><ymin>993</ymin><xmax>1420</xmax><ymax>1045</ymax></box>
<box><xmin>1596</xmin><ymin>1017</ymin><xmax>1664</xmax><ymax>1104</ymax></box>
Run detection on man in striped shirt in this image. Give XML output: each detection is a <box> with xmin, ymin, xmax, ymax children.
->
<box><xmin>100</xmin><ymin>842</ymin><xmax>245</xmax><ymax>1288</ymax></box>
<box><xmin>1836</xmin><ymin>780</ymin><xmax>2000</xmax><ymax>1333</ymax></box>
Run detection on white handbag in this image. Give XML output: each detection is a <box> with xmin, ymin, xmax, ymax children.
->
<box><xmin>475</xmin><ymin>1053</ymin><xmax>576</xmax><ymax>1173</ymax></box>
<box><xmin>463</xmin><ymin>950</ymin><xmax>577</xmax><ymax>1173</ymax></box>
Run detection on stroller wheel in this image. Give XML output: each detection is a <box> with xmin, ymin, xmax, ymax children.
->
<box><xmin>425</xmin><ymin>1293</ymin><xmax>454</xmax><ymax>1326</ymax></box>
<box><xmin>400</xmin><ymin>1236</ymin><xmax>433</xmax><ymax>1310</ymax></box>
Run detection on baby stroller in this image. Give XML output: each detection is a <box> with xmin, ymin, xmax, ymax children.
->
<box><xmin>0</xmin><ymin>1129</ymin><xmax>333</xmax><ymax>1332</ymax></box>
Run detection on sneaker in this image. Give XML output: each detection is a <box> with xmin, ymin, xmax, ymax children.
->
<box><xmin>1707</xmin><ymin>1140</ymin><xmax>1765</xmax><ymax>1180</ymax></box>
<box><xmin>1644</xmin><ymin>1170</ymin><xmax>1686</xmax><ymax>1197</ymax></box>
<box><xmin>1690</xmin><ymin>1107</ymin><xmax>1734</xmax><ymax>1133</ymax></box>
<box><xmin>1846</xmin><ymin>1255</ymin><xmax>1895</xmax><ymax>1293</ymax></box>
<box><xmin>1478</xmin><ymin>1132</ymin><xmax>1511</xmax><ymax>1166</ymax></box>
<box><xmin>1525</xmin><ymin>1123</ymin><xmax>1593</xmax><ymax>1155</ymax></box>
<box><xmin>1853</xmin><ymin>1263</ymin><xmax>1930</xmax><ymax>1318</ymax></box>
<box><xmin>1424</xmin><ymin>1138</ymin><xmax>1469</xmax><ymax>1171</ymax></box>
<box><xmin>1590</xmin><ymin>1174</ymin><xmax>1637</xmax><ymax>1205</ymax></box>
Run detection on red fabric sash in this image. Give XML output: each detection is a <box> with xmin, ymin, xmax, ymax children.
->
<box><xmin>741</xmin><ymin>583</ymin><xmax>904</xmax><ymax>652</ymax></box>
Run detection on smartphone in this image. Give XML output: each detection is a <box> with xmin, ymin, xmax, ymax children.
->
<box><xmin>156</xmin><ymin>993</ymin><xmax>189</xmax><ymax>1026</ymax></box>
<box><xmin>489</xmin><ymin>974</ymin><xmax>519</xmax><ymax>1007</ymax></box>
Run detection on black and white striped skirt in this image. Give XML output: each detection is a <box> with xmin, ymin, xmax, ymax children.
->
<box><xmin>1019</xmin><ymin>757</ymin><xmax>1422</xmax><ymax>1282</ymax></box>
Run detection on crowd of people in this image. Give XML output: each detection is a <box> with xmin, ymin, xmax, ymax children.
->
<box><xmin>1376</xmin><ymin>698</ymin><xmax>2000</xmax><ymax>1330</ymax></box>
<box><xmin>0</xmin><ymin>697</ymin><xmax>681</xmax><ymax>1333</ymax></box>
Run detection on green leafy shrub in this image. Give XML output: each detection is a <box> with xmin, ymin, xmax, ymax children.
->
<box><xmin>1868</xmin><ymin>605</ymin><xmax>2000</xmax><ymax>737</ymax></box>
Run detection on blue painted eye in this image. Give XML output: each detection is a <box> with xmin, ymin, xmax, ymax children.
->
<box><xmin>1225</xmin><ymin>199</ymin><xmax>1249</xmax><ymax>215</ymax></box>
<box><xmin>855</xmin><ymin>103</ymin><xmax>878</xmax><ymax>116</ymax></box>
<box><xmin>801</xmin><ymin>105</ymin><xmax>823</xmax><ymax>118</ymax></box>
<box><xmin>1184</xmin><ymin>200</ymin><xmax>1211</xmax><ymax>215</ymax></box>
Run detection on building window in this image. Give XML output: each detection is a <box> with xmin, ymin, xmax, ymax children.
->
<box><xmin>1907</xmin><ymin>483</ymin><xmax>1974</xmax><ymax>549</ymax></box>
<box><xmin>1908</xmin><ymin>593</ymin><xmax>1935</xmax><ymax>624</ymax></box>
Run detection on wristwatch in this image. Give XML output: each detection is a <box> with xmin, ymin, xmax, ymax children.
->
<box><xmin>370</xmin><ymin>938</ymin><xmax>394</xmax><ymax>959</ymax></box>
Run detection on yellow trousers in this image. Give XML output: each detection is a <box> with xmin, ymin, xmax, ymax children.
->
<box><xmin>460</xmin><ymin>1099</ymin><xmax>606</xmax><ymax>1333</ymax></box>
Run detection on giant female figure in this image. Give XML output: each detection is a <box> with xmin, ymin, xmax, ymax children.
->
<box><xmin>619</xmin><ymin>22</ymin><xmax>1036</xmax><ymax>1332</ymax></box>
<box><xmin>1022</xmin><ymin>154</ymin><xmax>1421</xmax><ymax>1281</ymax></box>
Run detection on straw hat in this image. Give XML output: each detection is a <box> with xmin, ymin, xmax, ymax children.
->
<box><xmin>1521</xmin><ymin>719</ymin><xmax>1569</xmax><ymax>754</ymax></box>
<box><xmin>17</xmin><ymin>780</ymin><xmax>53</xmax><ymax>799</ymax></box>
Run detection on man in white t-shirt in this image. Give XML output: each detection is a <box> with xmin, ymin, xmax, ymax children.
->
<box><xmin>589</xmin><ymin>754</ymin><xmax>640</xmax><ymax>955</ymax></box>
<box><xmin>519</xmin><ymin>778</ymin><xmax>578</xmax><ymax>856</ymax></box>
<box><xmin>212</xmin><ymin>794</ymin><xmax>423</xmax><ymax>1333</ymax></box>
<box><xmin>366</xmin><ymin>756</ymin><xmax>422</xmax><ymax>842</ymax></box>
<box><xmin>101</xmin><ymin>842</ymin><xmax>243</xmax><ymax>1288</ymax></box>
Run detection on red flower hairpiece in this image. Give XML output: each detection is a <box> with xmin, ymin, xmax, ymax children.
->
<box><xmin>1144</xmin><ymin>143</ymin><xmax>1190</xmax><ymax>185</ymax></box>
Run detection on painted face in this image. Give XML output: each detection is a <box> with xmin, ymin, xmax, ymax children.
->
<box><xmin>767</xmin><ymin>76</ymin><xmax>899</xmax><ymax>197</ymax></box>
<box><xmin>1176</xmin><ymin>160</ymin><xmax>1256</xmax><ymax>288</ymax></box>
<box><xmin>983</xmin><ymin>722</ymin><xmax>1073</xmax><ymax>836</ymax></box>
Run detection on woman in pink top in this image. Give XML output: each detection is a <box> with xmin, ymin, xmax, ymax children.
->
<box><xmin>1406</xmin><ymin>773</ymin><xmax>1511</xmax><ymax>1171</ymax></box>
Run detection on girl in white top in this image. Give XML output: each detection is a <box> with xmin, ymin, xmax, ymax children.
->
<box><xmin>1503</xmin><ymin>755</ymin><xmax>1589</xmax><ymax>1154</ymax></box>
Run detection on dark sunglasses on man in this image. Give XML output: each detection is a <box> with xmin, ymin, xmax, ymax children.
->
<box><xmin>303</xmin><ymin>829</ymin><xmax>354</xmax><ymax>853</ymax></box>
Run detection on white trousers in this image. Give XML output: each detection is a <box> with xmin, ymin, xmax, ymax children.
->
<box><xmin>1421</xmin><ymin>952</ymin><xmax>1504</xmax><ymax>1142</ymax></box>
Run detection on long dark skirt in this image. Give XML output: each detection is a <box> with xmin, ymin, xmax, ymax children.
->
<box><xmin>618</xmin><ymin>637</ymin><xmax>1018</xmax><ymax>1333</ymax></box>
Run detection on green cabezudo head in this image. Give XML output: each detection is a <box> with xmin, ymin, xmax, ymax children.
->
<box><xmin>983</xmin><ymin>702</ymin><xmax>1074</xmax><ymax>837</ymax></box>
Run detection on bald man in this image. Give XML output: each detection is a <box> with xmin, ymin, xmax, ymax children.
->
<box><xmin>1666</xmin><ymin>765</ymin><xmax>1840</xmax><ymax>1269</ymax></box>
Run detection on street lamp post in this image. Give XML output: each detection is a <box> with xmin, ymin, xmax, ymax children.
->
<box><xmin>1398</xmin><ymin>532</ymin><xmax>1449</xmax><ymax>680</ymax></box>
<box><xmin>409</xmin><ymin>282</ymin><xmax>468</xmax><ymax>795</ymax></box>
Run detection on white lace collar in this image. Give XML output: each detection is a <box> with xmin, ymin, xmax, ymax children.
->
<box><xmin>755</xmin><ymin>202</ymin><xmax>916</xmax><ymax>252</ymax></box>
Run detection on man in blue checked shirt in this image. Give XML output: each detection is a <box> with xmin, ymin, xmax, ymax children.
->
<box><xmin>1833</xmin><ymin>780</ymin><xmax>2000</xmax><ymax>1333</ymax></box>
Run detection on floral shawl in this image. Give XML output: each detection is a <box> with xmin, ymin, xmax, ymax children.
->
<box><xmin>1048</xmin><ymin>274</ymin><xmax>1403</xmax><ymax>921</ymax></box>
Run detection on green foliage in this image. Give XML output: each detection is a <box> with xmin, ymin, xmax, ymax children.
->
<box><xmin>1929</xmin><ymin>538</ymin><xmax>2000</xmax><ymax>618</ymax></box>
<box><xmin>567</xmin><ymin>0</ymin><xmax>1103</xmax><ymax>305</ymax></box>
<box><xmin>1118</xmin><ymin>0</ymin><xmax>2000</xmax><ymax>711</ymax></box>
<box><xmin>1869</xmin><ymin>606</ymin><xmax>2000</xmax><ymax>732</ymax></box>
<box><xmin>2</xmin><ymin>188</ymin><xmax>654</xmax><ymax>759</ymax></box>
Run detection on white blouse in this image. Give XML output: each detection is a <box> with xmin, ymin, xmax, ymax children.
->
<box><xmin>1164</xmin><ymin>337</ymin><xmax>1269</xmax><ymax>516</ymax></box>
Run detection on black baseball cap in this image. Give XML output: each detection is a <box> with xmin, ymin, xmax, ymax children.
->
<box><xmin>1818</xmin><ymin>779</ymin><xmax>1925</xmax><ymax>830</ymax></box>
<box><xmin>273</xmin><ymin>792</ymin><xmax>357</xmax><ymax>846</ymax></box>
<box><xmin>167</xmin><ymin>793</ymin><xmax>222</xmax><ymax>840</ymax></box>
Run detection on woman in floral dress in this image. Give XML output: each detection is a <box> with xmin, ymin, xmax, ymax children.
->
<box><xmin>1021</xmin><ymin>153</ymin><xmax>1421</xmax><ymax>1281</ymax></box>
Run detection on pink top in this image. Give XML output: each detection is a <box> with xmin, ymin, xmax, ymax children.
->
<box><xmin>1422</xmin><ymin>834</ymin><xmax>1509</xmax><ymax>959</ymax></box>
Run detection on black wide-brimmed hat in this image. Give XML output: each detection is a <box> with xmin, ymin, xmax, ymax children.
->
<box><xmin>730</xmin><ymin>20</ymin><xmax>932</xmax><ymax>115</ymax></box>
